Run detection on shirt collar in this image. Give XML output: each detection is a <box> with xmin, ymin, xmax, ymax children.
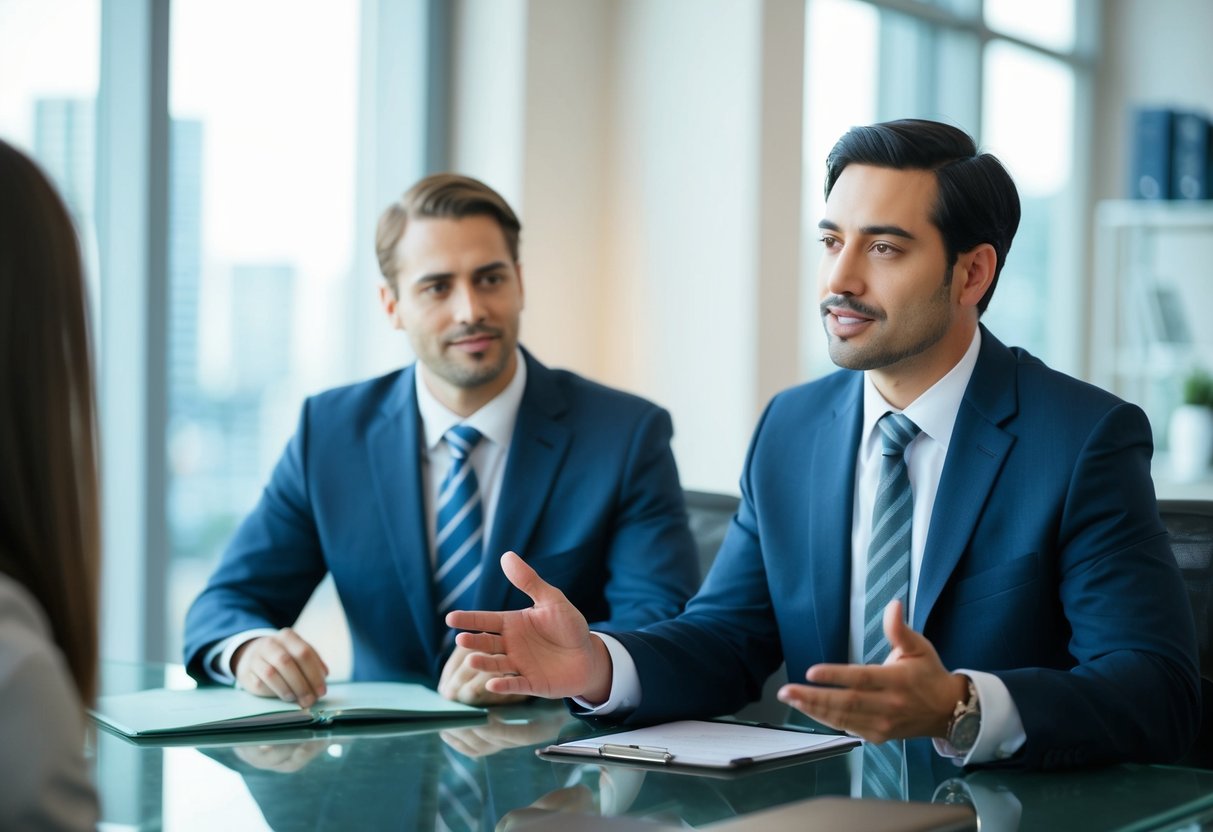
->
<box><xmin>415</xmin><ymin>348</ymin><xmax>528</xmax><ymax>451</ymax></box>
<box><xmin>861</xmin><ymin>327</ymin><xmax>983</xmax><ymax>453</ymax></box>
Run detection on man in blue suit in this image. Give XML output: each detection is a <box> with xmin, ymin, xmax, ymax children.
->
<box><xmin>447</xmin><ymin>120</ymin><xmax>1201</xmax><ymax>770</ymax></box>
<box><xmin>184</xmin><ymin>174</ymin><xmax>699</xmax><ymax>706</ymax></box>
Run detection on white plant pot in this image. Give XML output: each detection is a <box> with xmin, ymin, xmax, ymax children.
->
<box><xmin>1169</xmin><ymin>404</ymin><xmax>1213</xmax><ymax>483</ymax></box>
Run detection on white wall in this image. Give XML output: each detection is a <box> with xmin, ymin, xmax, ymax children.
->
<box><xmin>450</xmin><ymin>0</ymin><xmax>805</xmax><ymax>493</ymax></box>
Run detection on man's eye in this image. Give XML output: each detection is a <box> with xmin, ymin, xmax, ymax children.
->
<box><xmin>818</xmin><ymin>236</ymin><xmax>840</xmax><ymax>250</ymax></box>
<box><xmin>423</xmin><ymin>282</ymin><xmax>450</xmax><ymax>295</ymax></box>
<box><xmin>872</xmin><ymin>242</ymin><xmax>896</xmax><ymax>255</ymax></box>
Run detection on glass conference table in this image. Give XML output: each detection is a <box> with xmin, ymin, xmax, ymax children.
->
<box><xmin>91</xmin><ymin>662</ymin><xmax>1213</xmax><ymax>831</ymax></box>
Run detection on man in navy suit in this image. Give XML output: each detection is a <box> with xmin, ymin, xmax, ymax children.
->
<box><xmin>184</xmin><ymin>174</ymin><xmax>699</xmax><ymax>706</ymax></box>
<box><xmin>448</xmin><ymin>120</ymin><xmax>1200</xmax><ymax>770</ymax></box>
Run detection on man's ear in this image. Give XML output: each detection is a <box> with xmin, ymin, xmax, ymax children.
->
<box><xmin>379</xmin><ymin>283</ymin><xmax>404</xmax><ymax>330</ymax></box>
<box><xmin>515</xmin><ymin>261</ymin><xmax>525</xmax><ymax>311</ymax></box>
<box><xmin>954</xmin><ymin>244</ymin><xmax>997</xmax><ymax>310</ymax></box>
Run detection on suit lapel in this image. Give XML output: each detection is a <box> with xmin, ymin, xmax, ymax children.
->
<box><xmin>913</xmin><ymin>327</ymin><xmax>1018</xmax><ymax>632</ymax></box>
<box><xmin>366</xmin><ymin>366</ymin><xmax>442</xmax><ymax>657</ymax></box>
<box><xmin>478</xmin><ymin>351</ymin><xmax>571</xmax><ymax>612</ymax></box>
<box><xmin>809</xmin><ymin>373</ymin><xmax>864</xmax><ymax>664</ymax></box>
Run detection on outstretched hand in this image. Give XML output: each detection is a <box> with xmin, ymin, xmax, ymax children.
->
<box><xmin>776</xmin><ymin>600</ymin><xmax>967</xmax><ymax>743</ymax></box>
<box><xmin>445</xmin><ymin>552</ymin><xmax>614</xmax><ymax>703</ymax></box>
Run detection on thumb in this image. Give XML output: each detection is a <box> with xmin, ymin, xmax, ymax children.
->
<box><xmin>500</xmin><ymin>551</ymin><xmax>561</xmax><ymax>605</ymax></box>
<box><xmin>883</xmin><ymin>599</ymin><xmax>926</xmax><ymax>659</ymax></box>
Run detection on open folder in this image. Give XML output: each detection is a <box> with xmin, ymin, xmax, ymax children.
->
<box><xmin>539</xmin><ymin>719</ymin><xmax>859</xmax><ymax>770</ymax></box>
<box><xmin>91</xmin><ymin>682</ymin><xmax>485</xmax><ymax>739</ymax></box>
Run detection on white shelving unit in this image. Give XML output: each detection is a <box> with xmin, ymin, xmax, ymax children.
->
<box><xmin>1092</xmin><ymin>200</ymin><xmax>1213</xmax><ymax>497</ymax></box>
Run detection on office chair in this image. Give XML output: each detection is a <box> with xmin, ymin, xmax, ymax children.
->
<box><xmin>1158</xmin><ymin>499</ymin><xmax>1213</xmax><ymax>768</ymax></box>
<box><xmin>682</xmin><ymin>489</ymin><xmax>740</xmax><ymax>578</ymax></box>
<box><xmin>681</xmin><ymin>489</ymin><xmax>792</xmax><ymax>723</ymax></box>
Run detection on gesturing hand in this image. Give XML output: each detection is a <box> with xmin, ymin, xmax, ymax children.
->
<box><xmin>444</xmin><ymin>552</ymin><xmax>614</xmax><ymax>703</ymax></box>
<box><xmin>776</xmin><ymin>600</ymin><xmax>967</xmax><ymax>742</ymax></box>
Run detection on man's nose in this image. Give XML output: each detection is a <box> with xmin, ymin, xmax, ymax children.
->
<box><xmin>451</xmin><ymin>280</ymin><xmax>485</xmax><ymax>323</ymax></box>
<box><xmin>822</xmin><ymin>248</ymin><xmax>864</xmax><ymax>297</ymax></box>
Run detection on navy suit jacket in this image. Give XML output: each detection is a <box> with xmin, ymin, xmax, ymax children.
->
<box><xmin>612</xmin><ymin>328</ymin><xmax>1200</xmax><ymax>770</ymax></box>
<box><xmin>184</xmin><ymin>349</ymin><xmax>699</xmax><ymax>684</ymax></box>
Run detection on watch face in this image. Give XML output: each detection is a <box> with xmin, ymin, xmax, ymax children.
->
<box><xmin>949</xmin><ymin>712</ymin><xmax>981</xmax><ymax>752</ymax></box>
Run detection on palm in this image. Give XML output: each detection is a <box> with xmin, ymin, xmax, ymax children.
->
<box><xmin>496</xmin><ymin>595</ymin><xmax>595</xmax><ymax>698</ymax></box>
<box><xmin>446</xmin><ymin>552</ymin><xmax>606</xmax><ymax>700</ymax></box>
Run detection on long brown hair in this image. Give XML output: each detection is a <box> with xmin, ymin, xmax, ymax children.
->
<box><xmin>0</xmin><ymin>139</ymin><xmax>100</xmax><ymax>704</ymax></box>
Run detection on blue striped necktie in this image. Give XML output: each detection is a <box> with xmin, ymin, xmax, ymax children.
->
<box><xmin>436</xmin><ymin>745</ymin><xmax>484</xmax><ymax>832</ymax></box>
<box><xmin>862</xmin><ymin>411</ymin><xmax>920</xmax><ymax>800</ymax></box>
<box><xmin>434</xmin><ymin>426</ymin><xmax>485</xmax><ymax>633</ymax></box>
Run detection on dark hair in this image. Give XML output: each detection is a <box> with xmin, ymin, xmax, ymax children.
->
<box><xmin>0</xmin><ymin>139</ymin><xmax>100</xmax><ymax>704</ymax></box>
<box><xmin>824</xmin><ymin>119</ymin><xmax>1021</xmax><ymax>314</ymax></box>
<box><xmin>376</xmin><ymin>173</ymin><xmax>522</xmax><ymax>290</ymax></box>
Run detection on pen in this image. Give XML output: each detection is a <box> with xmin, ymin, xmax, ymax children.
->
<box><xmin>598</xmin><ymin>743</ymin><xmax>674</xmax><ymax>764</ymax></box>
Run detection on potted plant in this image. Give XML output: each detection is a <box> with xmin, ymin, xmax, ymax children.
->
<box><xmin>1170</xmin><ymin>367</ymin><xmax>1213</xmax><ymax>482</ymax></box>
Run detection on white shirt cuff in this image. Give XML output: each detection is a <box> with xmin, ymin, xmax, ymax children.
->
<box><xmin>569</xmin><ymin>633</ymin><xmax>641</xmax><ymax>716</ymax></box>
<box><xmin>202</xmin><ymin>629</ymin><xmax>279</xmax><ymax>685</ymax></box>
<box><xmin>933</xmin><ymin>669</ymin><xmax>1026</xmax><ymax>765</ymax></box>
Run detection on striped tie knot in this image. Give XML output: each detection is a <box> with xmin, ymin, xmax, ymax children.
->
<box><xmin>445</xmin><ymin>424</ymin><xmax>482</xmax><ymax>461</ymax></box>
<box><xmin>878</xmin><ymin>411</ymin><xmax>920</xmax><ymax>457</ymax></box>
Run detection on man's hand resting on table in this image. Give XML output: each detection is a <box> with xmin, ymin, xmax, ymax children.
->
<box><xmin>438</xmin><ymin>645</ymin><xmax>529</xmax><ymax>706</ymax></box>
<box><xmin>232</xmin><ymin>628</ymin><xmax>329</xmax><ymax>710</ymax></box>
<box><xmin>444</xmin><ymin>552</ymin><xmax>614</xmax><ymax>704</ymax></box>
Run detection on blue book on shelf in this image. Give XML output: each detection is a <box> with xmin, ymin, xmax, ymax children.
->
<box><xmin>1129</xmin><ymin>107</ymin><xmax>1175</xmax><ymax>200</ymax></box>
<box><xmin>1172</xmin><ymin>111</ymin><xmax>1212</xmax><ymax>200</ymax></box>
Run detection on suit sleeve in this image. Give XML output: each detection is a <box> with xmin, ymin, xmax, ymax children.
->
<box><xmin>993</xmin><ymin>402</ymin><xmax>1200</xmax><ymax>769</ymax></box>
<box><xmin>608</xmin><ymin>402</ymin><xmax>786</xmax><ymax>724</ymax></box>
<box><xmin>590</xmin><ymin>406</ymin><xmax>700</xmax><ymax>632</ymax></box>
<box><xmin>183</xmin><ymin>400</ymin><xmax>329</xmax><ymax>682</ymax></box>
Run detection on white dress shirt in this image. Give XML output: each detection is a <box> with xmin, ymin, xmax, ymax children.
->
<box><xmin>584</xmin><ymin>329</ymin><xmax>1026</xmax><ymax>766</ymax></box>
<box><xmin>203</xmin><ymin>350</ymin><xmax>528</xmax><ymax>682</ymax></box>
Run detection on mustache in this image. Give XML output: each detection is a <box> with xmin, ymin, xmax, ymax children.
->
<box><xmin>444</xmin><ymin>324</ymin><xmax>503</xmax><ymax>344</ymax></box>
<box><xmin>819</xmin><ymin>295</ymin><xmax>885</xmax><ymax>321</ymax></box>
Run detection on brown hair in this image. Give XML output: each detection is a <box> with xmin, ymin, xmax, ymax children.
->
<box><xmin>375</xmin><ymin>173</ymin><xmax>522</xmax><ymax>292</ymax></box>
<box><xmin>0</xmin><ymin>139</ymin><xmax>100</xmax><ymax>704</ymax></box>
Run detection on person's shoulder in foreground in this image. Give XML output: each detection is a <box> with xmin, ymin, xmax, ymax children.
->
<box><xmin>0</xmin><ymin>575</ymin><xmax>99</xmax><ymax>830</ymax></box>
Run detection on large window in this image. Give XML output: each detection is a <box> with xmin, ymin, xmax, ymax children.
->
<box><xmin>802</xmin><ymin>0</ymin><xmax>1092</xmax><ymax>379</ymax></box>
<box><xmin>165</xmin><ymin>0</ymin><xmax>362</xmax><ymax>668</ymax></box>
<box><xmin>2</xmin><ymin>0</ymin><xmax>435</xmax><ymax>671</ymax></box>
<box><xmin>0</xmin><ymin>0</ymin><xmax>101</xmax><ymax>313</ymax></box>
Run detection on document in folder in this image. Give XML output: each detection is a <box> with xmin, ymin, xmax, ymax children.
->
<box><xmin>539</xmin><ymin>720</ymin><xmax>859</xmax><ymax>770</ymax></box>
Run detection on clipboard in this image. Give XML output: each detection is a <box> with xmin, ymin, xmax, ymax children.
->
<box><xmin>537</xmin><ymin>719</ymin><xmax>859</xmax><ymax>773</ymax></box>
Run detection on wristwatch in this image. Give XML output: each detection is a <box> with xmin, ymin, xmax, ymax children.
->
<box><xmin>946</xmin><ymin>676</ymin><xmax>981</xmax><ymax>753</ymax></box>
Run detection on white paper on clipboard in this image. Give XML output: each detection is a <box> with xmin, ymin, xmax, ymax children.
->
<box><xmin>542</xmin><ymin>720</ymin><xmax>859</xmax><ymax>769</ymax></box>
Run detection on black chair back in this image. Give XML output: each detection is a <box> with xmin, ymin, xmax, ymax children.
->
<box><xmin>1159</xmin><ymin>499</ymin><xmax>1213</xmax><ymax>768</ymax></box>
<box><xmin>683</xmin><ymin>489</ymin><xmax>740</xmax><ymax>579</ymax></box>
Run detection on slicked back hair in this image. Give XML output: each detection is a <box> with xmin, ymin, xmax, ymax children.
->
<box><xmin>376</xmin><ymin>173</ymin><xmax>521</xmax><ymax>293</ymax></box>
<box><xmin>824</xmin><ymin>119</ymin><xmax>1021</xmax><ymax>315</ymax></box>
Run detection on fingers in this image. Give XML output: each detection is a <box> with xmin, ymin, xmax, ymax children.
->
<box><xmin>883</xmin><ymin>599</ymin><xmax>924</xmax><ymax>659</ymax></box>
<box><xmin>438</xmin><ymin>646</ymin><xmax>528</xmax><ymax>706</ymax></box>
<box><xmin>778</xmin><ymin>681</ymin><xmax>898</xmax><ymax>742</ymax></box>
<box><xmin>500</xmin><ymin>551</ymin><xmax>564</xmax><ymax>606</ymax></box>
<box><xmin>454</xmin><ymin>631</ymin><xmax>505</xmax><ymax>654</ymax></box>
<box><xmin>234</xmin><ymin>629</ymin><xmax>329</xmax><ymax>708</ymax></box>
<box><xmin>445</xmin><ymin>609</ymin><xmax>506</xmax><ymax>633</ymax></box>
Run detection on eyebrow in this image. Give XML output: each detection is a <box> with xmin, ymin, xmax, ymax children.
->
<box><xmin>410</xmin><ymin>260</ymin><xmax>511</xmax><ymax>286</ymax></box>
<box><xmin>818</xmin><ymin>219</ymin><xmax>917</xmax><ymax>240</ymax></box>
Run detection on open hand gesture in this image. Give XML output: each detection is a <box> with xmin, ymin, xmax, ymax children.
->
<box><xmin>444</xmin><ymin>552</ymin><xmax>614</xmax><ymax>703</ymax></box>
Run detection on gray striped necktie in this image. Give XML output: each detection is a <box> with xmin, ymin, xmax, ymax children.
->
<box><xmin>861</xmin><ymin>411</ymin><xmax>920</xmax><ymax>800</ymax></box>
<box><xmin>434</xmin><ymin>425</ymin><xmax>485</xmax><ymax>645</ymax></box>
